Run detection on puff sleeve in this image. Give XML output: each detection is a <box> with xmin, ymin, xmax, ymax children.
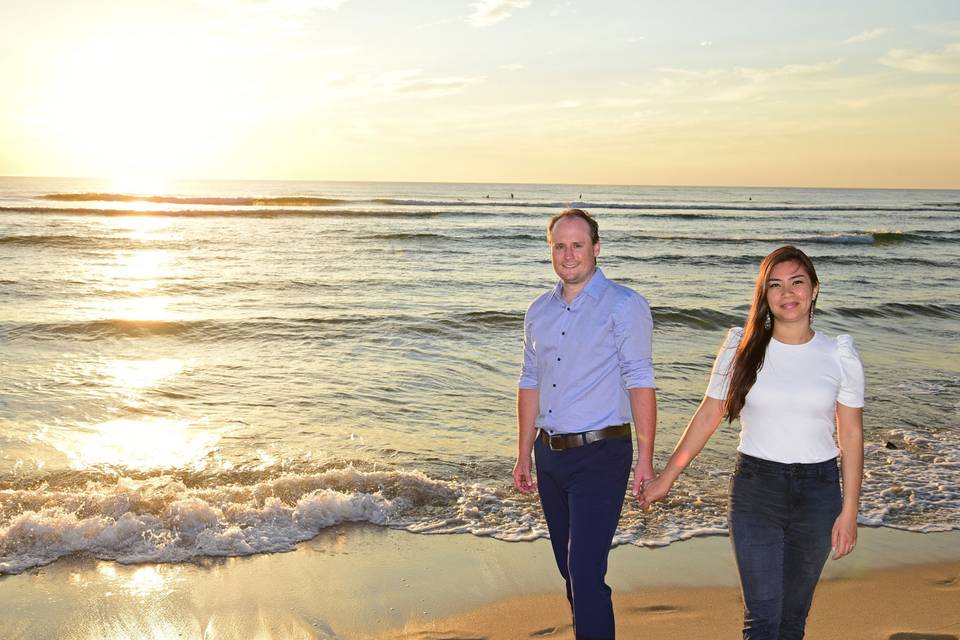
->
<box><xmin>836</xmin><ymin>334</ymin><xmax>865</xmax><ymax>408</ymax></box>
<box><xmin>705</xmin><ymin>327</ymin><xmax>743</xmax><ymax>400</ymax></box>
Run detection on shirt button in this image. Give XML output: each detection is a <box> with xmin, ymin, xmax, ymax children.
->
<box><xmin>566</xmin><ymin>307</ymin><xmax>570</xmax><ymax>311</ymax></box>
<box><xmin>557</xmin><ymin>357</ymin><xmax>561</xmax><ymax>361</ymax></box>
<box><xmin>548</xmin><ymin>409</ymin><xmax>552</xmax><ymax>413</ymax></box>
<box><xmin>561</xmin><ymin>332</ymin><xmax>565</xmax><ymax>336</ymax></box>
<box><xmin>552</xmin><ymin>383</ymin><xmax>556</xmax><ymax>387</ymax></box>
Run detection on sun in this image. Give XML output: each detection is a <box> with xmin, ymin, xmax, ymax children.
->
<box><xmin>36</xmin><ymin>25</ymin><xmax>233</xmax><ymax>180</ymax></box>
<box><xmin>107</xmin><ymin>175</ymin><xmax>172</xmax><ymax>196</ymax></box>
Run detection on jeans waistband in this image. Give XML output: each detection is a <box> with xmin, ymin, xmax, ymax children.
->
<box><xmin>736</xmin><ymin>452</ymin><xmax>838</xmax><ymax>478</ymax></box>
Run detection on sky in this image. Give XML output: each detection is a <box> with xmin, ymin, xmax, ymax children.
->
<box><xmin>1</xmin><ymin>0</ymin><xmax>959</xmax><ymax>188</ymax></box>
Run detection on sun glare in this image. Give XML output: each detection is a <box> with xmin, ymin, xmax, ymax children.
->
<box><xmin>61</xmin><ymin>418</ymin><xmax>219</xmax><ymax>471</ymax></box>
<box><xmin>124</xmin><ymin>566</ymin><xmax>172</xmax><ymax>597</ymax></box>
<box><xmin>38</xmin><ymin>26</ymin><xmax>231</xmax><ymax>178</ymax></box>
<box><xmin>106</xmin><ymin>249</ymin><xmax>172</xmax><ymax>293</ymax></box>
<box><xmin>107</xmin><ymin>176</ymin><xmax>171</xmax><ymax>197</ymax></box>
<box><xmin>102</xmin><ymin>359</ymin><xmax>184</xmax><ymax>391</ymax></box>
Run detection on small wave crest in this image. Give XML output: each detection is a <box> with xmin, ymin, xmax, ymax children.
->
<box><xmin>372</xmin><ymin>198</ymin><xmax>960</xmax><ymax>213</ymax></box>
<box><xmin>653</xmin><ymin>306</ymin><xmax>743</xmax><ymax>330</ymax></box>
<box><xmin>368</xmin><ymin>232</ymin><xmax>450</xmax><ymax>241</ymax></box>
<box><xmin>1</xmin><ymin>206</ymin><xmax>446</xmax><ymax>219</ymax></box>
<box><xmin>0</xmin><ymin>234</ymin><xmax>178</xmax><ymax>250</ymax></box>
<box><xmin>2</xmin><ymin>319</ymin><xmax>210</xmax><ymax>341</ymax></box>
<box><xmin>826</xmin><ymin>302</ymin><xmax>960</xmax><ymax>320</ymax></box>
<box><xmin>38</xmin><ymin>193</ymin><xmax>345</xmax><ymax>206</ymax></box>
<box><xmin>0</xmin><ymin>467</ymin><xmax>461</xmax><ymax>574</ymax></box>
<box><xmin>631</xmin><ymin>231</ymin><xmax>923</xmax><ymax>245</ymax></box>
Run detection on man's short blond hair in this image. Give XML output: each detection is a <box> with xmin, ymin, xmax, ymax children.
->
<box><xmin>547</xmin><ymin>208</ymin><xmax>599</xmax><ymax>245</ymax></box>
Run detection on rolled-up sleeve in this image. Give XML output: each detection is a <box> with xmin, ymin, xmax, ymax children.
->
<box><xmin>518</xmin><ymin>309</ymin><xmax>539</xmax><ymax>389</ymax></box>
<box><xmin>613</xmin><ymin>292</ymin><xmax>655</xmax><ymax>389</ymax></box>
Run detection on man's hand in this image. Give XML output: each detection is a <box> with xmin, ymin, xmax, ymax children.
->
<box><xmin>631</xmin><ymin>460</ymin><xmax>655</xmax><ymax>499</ymax></box>
<box><xmin>513</xmin><ymin>455</ymin><xmax>538</xmax><ymax>494</ymax></box>
<box><xmin>831</xmin><ymin>509</ymin><xmax>858</xmax><ymax>559</ymax></box>
<box><xmin>637</xmin><ymin>474</ymin><xmax>672</xmax><ymax>511</ymax></box>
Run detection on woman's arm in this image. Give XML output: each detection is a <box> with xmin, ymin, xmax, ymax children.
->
<box><xmin>831</xmin><ymin>402</ymin><xmax>864</xmax><ymax>559</ymax></box>
<box><xmin>637</xmin><ymin>395</ymin><xmax>725</xmax><ymax>508</ymax></box>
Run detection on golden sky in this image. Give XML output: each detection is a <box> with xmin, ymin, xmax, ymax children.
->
<box><xmin>1</xmin><ymin>0</ymin><xmax>958</xmax><ymax>188</ymax></box>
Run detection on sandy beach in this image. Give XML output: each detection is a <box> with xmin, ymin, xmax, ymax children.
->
<box><xmin>3</xmin><ymin>526</ymin><xmax>958</xmax><ymax>639</ymax></box>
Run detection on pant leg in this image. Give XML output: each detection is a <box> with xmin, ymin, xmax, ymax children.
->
<box><xmin>778</xmin><ymin>467</ymin><xmax>842</xmax><ymax>640</ymax></box>
<box><xmin>534</xmin><ymin>436</ymin><xmax>632</xmax><ymax>640</ymax></box>
<box><xmin>534</xmin><ymin>436</ymin><xmax>574</xmax><ymax>612</ymax></box>
<box><xmin>728</xmin><ymin>462</ymin><xmax>790</xmax><ymax>640</ymax></box>
<box><xmin>566</xmin><ymin>438</ymin><xmax>632</xmax><ymax>640</ymax></box>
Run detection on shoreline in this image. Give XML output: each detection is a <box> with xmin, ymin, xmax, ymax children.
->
<box><xmin>2</xmin><ymin>526</ymin><xmax>959</xmax><ymax>639</ymax></box>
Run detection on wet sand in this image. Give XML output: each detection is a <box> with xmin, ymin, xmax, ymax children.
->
<box><xmin>1</xmin><ymin>526</ymin><xmax>958</xmax><ymax>639</ymax></box>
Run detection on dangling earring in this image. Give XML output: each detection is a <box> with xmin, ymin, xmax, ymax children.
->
<box><xmin>763</xmin><ymin>311</ymin><xmax>772</xmax><ymax>330</ymax></box>
<box><xmin>809</xmin><ymin>303</ymin><xmax>816</xmax><ymax>324</ymax></box>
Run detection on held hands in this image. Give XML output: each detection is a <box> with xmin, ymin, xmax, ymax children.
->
<box><xmin>512</xmin><ymin>455</ymin><xmax>538</xmax><ymax>494</ymax></box>
<box><xmin>637</xmin><ymin>473</ymin><xmax>672</xmax><ymax>511</ymax></box>
<box><xmin>631</xmin><ymin>460</ymin><xmax>656</xmax><ymax>505</ymax></box>
<box><xmin>831</xmin><ymin>509</ymin><xmax>858</xmax><ymax>560</ymax></box>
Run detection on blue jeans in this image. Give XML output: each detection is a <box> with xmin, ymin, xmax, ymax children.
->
<box><xmin>728</xmin><ymin>453</ymin><xmax>842</xmax><ymax>640</ymax></box>
<box><xmin>535</xmin><ymin>434</ymin><xmax>633</xmax><ymax>640</ymax></box>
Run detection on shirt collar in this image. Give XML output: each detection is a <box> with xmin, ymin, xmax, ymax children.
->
<box><xmin>552</xmin><ymin>267</ymin><xmax>609</xmax><ymax>303</ymax></box>
<box><xmin>582</xmin><ymin>267</ymin><xmax>609</xmax><ymax>300</ymax></box>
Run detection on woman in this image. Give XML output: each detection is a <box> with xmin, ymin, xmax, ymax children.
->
<box><xmin>639</xmin><ymin>245</ymin><xmax>864</xmax><ymax>640</ymax></box>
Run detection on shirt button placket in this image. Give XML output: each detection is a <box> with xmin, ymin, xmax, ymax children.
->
<box><xmin>550</xmin><ymin>302</ymin><xmax>572</xmax><ymax>416</ymax></box>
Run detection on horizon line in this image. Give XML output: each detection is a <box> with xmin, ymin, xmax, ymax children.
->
<box><xmin>1</xmin><ymin>174</ymin><xmax>959</xmax><ymax>192</ymax></box>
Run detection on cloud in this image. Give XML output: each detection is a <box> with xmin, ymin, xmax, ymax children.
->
<box><xmin>500</xmin><ymin>63</ymin><xmax>526</xmax><ymax>71</ymax></box>
<box><xmin>469</xmin><ymin>0</ymin><xmax>532</xmax><ymax>27</ymax></box>
<box><xmin>197</xmin><ymin>0</ymin><xmax>352</xmax><ymax>35</ymax></box>
<box><xmin>880</xmin><ymin>42</ymin><xmax>960</xmax><ymax>73</ymax></box>
<box><xmin>548</xmin><ymin>1</ymin><xmax>576</xmax><ymax>18</ymax></box>
<box><xmin>649</xmin><ymin>60</ymin><xmax>844</xmax><ymax>103</ymax></box>
<box><xmin>207</xmin><ymin>0</ymin><xmax>350</xmax><ymax>9</ymax></box>
<box><xmin>700</xmin><ymin>41</ymin><xmax>713</xmax><ymax>47</ymax></box>
<box><xmin>376</xmin><ymin>69</ymin><xmax>485</xmax><ymax>97</ymax></box>
<box><xmin>737</xmin><ymin>59</ymin><xmax>843</xmax><ymax>83</ymax></box>
<box><xmin>914</xmin><ymin>22</ymin><xmax>960</xmax><ymax>38</ymax></box>
<box><xmin>839</xmin><ymin>82</ymin><xmax>960</xmax><ymax>109</ymax></box>
<box><xmin>598</xmin><ymin>97</ymin><xmax>652</xmax><ymax>109</ymax></box>
<box><xmin>843</xmin><ymin>28</ymin><xmax>891</xmax><ymax>45</ymax></box>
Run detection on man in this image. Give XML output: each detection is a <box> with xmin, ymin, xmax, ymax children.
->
<box><xmin>514</xmin><ymin>209</ymin><xmax>656</xmax><ymax>640</ymax></box>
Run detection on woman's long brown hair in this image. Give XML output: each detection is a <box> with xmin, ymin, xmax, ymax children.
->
<box><xmin>724</xmin><ymin>245</ymin><xmax>819</xmax><ymax>422</ymax></box>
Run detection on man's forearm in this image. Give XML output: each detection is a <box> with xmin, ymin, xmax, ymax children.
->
<box><xmin>517</xmin><ymin>388</ymin><xmax>540</xmax><ymax>455</ymax></box>
<box><xmin>628</xmin><ymin>387</ymin><xmax>657</xmax><ymax>467</ymax></box>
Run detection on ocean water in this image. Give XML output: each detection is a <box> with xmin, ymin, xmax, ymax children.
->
<box><xmin>1</xmin><ymin>176</ymin><xmax>958</xmax><ymax>574</ymax></box>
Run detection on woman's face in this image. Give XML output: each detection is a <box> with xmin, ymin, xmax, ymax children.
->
<box><xmin>765</xmin><ymin>259</ymin><xmax>818</xmax><ymax>326</ymax></box>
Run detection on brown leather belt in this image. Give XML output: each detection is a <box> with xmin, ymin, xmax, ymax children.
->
<box><xmin>539</xmin><ymin>423</ymin><xmax>631</xmax><ymax>451</ymax></box>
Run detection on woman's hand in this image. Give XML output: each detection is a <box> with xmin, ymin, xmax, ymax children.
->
<box><xmin>831</xmin><ymin>509</ymin><xmax>858</xmax><ymax>559</ymax></box>
<box><xmin>638</xmin><ymin>474</ymin><xmax>673</xmax><ymax>511</ymax></box>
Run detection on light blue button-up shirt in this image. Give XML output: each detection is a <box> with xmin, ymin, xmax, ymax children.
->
<box><xmin>518</xmin><ymin>268</ymin><xmax>655</xmax><ymax>434</ymax></box>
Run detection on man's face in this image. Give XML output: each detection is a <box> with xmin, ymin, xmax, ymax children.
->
<box><xmin>549</xmin><ymin>216</ymin><xmax>600</xmax><ymax>287</ymax></box>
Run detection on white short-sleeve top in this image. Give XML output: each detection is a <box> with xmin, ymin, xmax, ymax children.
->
<box><xmin>706</xmin><ymin>327</ymin><xmax>865</xmax><ymax>464</ymax></box>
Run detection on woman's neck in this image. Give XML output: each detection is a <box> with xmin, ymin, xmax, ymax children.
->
<box><xmin>772</xmin><ymin>320</ymin><xmax>815</xmax><ymax>345</ymax></box>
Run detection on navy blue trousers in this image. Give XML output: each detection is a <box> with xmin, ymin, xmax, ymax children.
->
<box><xmin>535</xmin><ymin>434</ymin><xmax>633</xmax><ymax>640</ymax></box>
<box><xmin>728</xmin><ymin>453</ymin><xmax>842</xmax><ymax>640</ymax></box>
